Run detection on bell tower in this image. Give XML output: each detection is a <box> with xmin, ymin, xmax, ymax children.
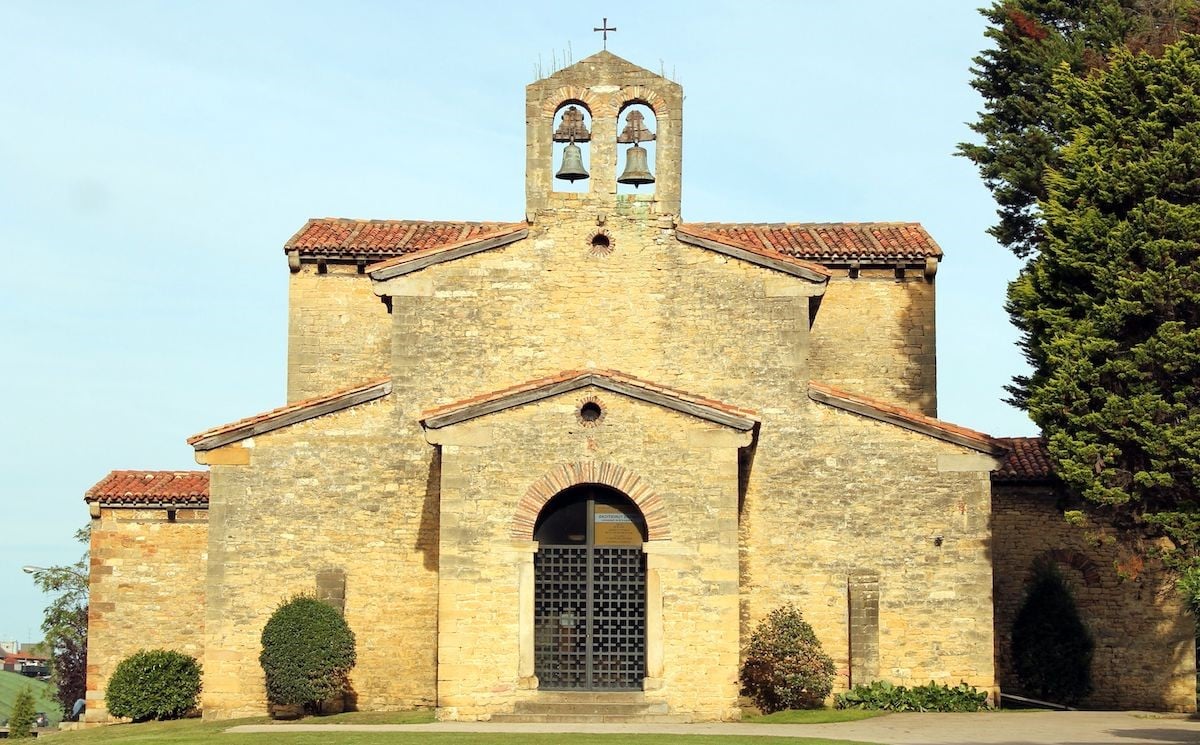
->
<box><xmin>525</xmin><ymin>50</ymin><xmax>683</xmax><ymax>219</ymax></box>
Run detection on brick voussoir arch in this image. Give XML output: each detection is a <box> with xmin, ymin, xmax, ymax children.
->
<box><xmin>542</xmin><ymin>86</ymin><xmax>603</xmax><ymax>117</ymax></box>
<box><xmin>617</xmin><ymin>85</ymin><xmax>664</xmax><ymax>116</ymax></box>
<box><xmin>1033</xmin><ymin>549</ymin><xmax>1103</xmax><ymax>587</ymax></box>
<box><xmin>512</xmin><ymin>461</ymin><xmax>670</xmax><ymax>541</ymax></box>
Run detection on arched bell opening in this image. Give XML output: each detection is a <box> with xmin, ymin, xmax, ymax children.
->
<box><xmin>552</xmin><ymin>102</ymin><xmax>592</xmax><ymax>194</ymax></box>
<box><xmin>533</xmin><ymin>484</ymin><xmax>647</xmax><ymax>690</ymax></box>
<box><xmin>616</xmin><ymin>102</ymin><xmax>657</xmax><ymax>195</ymax></box>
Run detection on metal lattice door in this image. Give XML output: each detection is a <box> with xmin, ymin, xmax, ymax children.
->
<box><xmin>534</xmin><ymin>545</ymin><xmax>646</xmax><ymax>690</ymax></box>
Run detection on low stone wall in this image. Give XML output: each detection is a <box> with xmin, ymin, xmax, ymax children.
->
<box><xmin>992</xmin><ymin>484</ymin><xmax>1195</xmax><ymax>711</ymax></box>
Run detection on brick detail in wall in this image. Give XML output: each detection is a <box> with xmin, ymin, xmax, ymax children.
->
<box><xmin>1034</xmin><ymin>549</ymin><xmax>1102</xmax><ymax>587</ymax></box>
<box><xmin>512</xmin><ymin>461</ymin><xmax>670</xmax><ymax>540</ymax></box>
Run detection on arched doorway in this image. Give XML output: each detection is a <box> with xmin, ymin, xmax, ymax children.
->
<box><xmin>533</xmin><ymin>484</ymin><xmax>647</xmax><ymax>690</ymax></box>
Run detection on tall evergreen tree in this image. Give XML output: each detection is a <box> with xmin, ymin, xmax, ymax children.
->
<box><xmin>1008</xmin><ymin>37</ymin><xmax>1200</xmax><ymax>561</ymax></box>
<box><xmin>960</xmin><ymin>0</ymin><xmax>1200</xmax><ymax>259</ymax></box>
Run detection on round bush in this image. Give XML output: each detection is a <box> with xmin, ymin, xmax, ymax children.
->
<box><xmin>740</xmin><ymin>603</ymin><xmax>835</xmax><ymax>712</ymax></box>
<box><xmin>105</xmin><ymin>649</ymin><xmax>201</xmax><ymax>721</ymax></box>
<box><xmin>1012</xmin><ymin>563</ymin><xmax>1094</xmax><ymax>704</ymax></box>
<box><xmin>260</xmin><ymin>595</ymin><xmax>356</xmax><ymax>711</ymax></box>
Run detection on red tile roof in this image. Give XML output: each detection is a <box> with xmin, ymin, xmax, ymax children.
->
<box><xmin>422</xmin><ymin>369</ymin><xmax>759</xmax><ymax>430</ymax></box>
<box><xmin>285</xmin><ymin>219</ymin><xmax>528</xmax><ymax>259</ymax></box>
<box><xmin>992</xmin><ymin>437</ymin><xmax>1054</xmax><ymax>482</ymax></box>
<box><xmin>188</xmin><ymin>378</ymin><xmax>392</xmax><ymax>450</ymax></box>
<box><xmin>679</xmin><ymin>222</ymin><xmax>943</xmax><ymax>264</ymax></box>
<box><xmin>85</xmin><ymin>471</ymin><xmax>210</xmax><ymax>506</ymax></box>
<box><xmin>808</xmin><ymin>381</ymin><xmax>1002</xmax><ymax>454</ymax></box>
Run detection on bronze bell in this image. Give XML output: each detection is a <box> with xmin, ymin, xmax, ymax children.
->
<box><xmin>555</xmin><ymin>141</ymin><xmax>589</xmax><ymax>182</ymax></box>
<box><xmin>617</xmin><ymin>144</ymin><xmax>654</xmax><ymax>187</ymax></box>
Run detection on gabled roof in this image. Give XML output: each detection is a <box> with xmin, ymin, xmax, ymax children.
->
<box><xmin>679</xmin><ymin>222</ymin><xmax>943</xmax><ymax>266</ymax></box>
<box><xmin>421</xmin><ymin>369</ymin><xmax>759</xmax><ymax>432</ymax></box>
<box><xmin>285</xmin><ymin>219</ymin><xmax>528</xmax><ymax>261</ymax></box>
<box><xmin>808</xmin><ymin>381</ymin><xmax>1003</xmax><ymax>455</ymax></box>
<box><xmin>85</xmin><ymin>470</ymin><xmax>210</xmax><ymax>507</ymax></box>
<box><xmin>675</xmin><ymin>225</ymin><xmax>832</xmax><ymax>283</ymax></box>
<box><xmin>188</xmin><ymin>379</ymin><xmax>392</xmax><ymax>451</ymax></box>
<box><xmin>992</xmin><ymin>437</ymin><xmax>1054</xmax><ymax>482</ymax></box>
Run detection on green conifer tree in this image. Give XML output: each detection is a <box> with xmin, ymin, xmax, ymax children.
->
<box><xmin>1008</xmin><ymin>36</ymin><xmax>1200</xmax><ymax>564</ymax></box>
<box><xmin>960</xmin><ymin>0</ymin><xmax>1200</xmax><ymax>259</ymax></box>
<box><xmin>7</xmin><ymin>687</ymin><xmax>37</xmax><ymax>739</ymax></box>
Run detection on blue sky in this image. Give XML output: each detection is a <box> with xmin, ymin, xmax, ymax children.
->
<box><xmin>0</xmin><ymin>1</ymin><xmax>1033</xmax><ymax>642</ymax></box>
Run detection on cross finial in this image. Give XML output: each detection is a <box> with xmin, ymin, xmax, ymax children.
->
<box><xmin>594</xmin><ymin>18</ymin><xmax>616</xmax><ymax>50</ymax></box>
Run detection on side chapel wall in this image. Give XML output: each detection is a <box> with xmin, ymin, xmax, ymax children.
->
<box><xmin>992</xmin><ymin>484</ymin><xmax>1196</xmax><ymax>711</ymax></box>
<box><xmin>86</xmin><ymin>507</ymin><xmax>208</xmax><ymax>723</ymax></box>
<box><xmin>738</xmin><ymin>406</ymin><xmax>998</xmax><ymax>699</ymax></box>
<box><xmin>199</xmin><ymin>398</ymin><xmax>440</xmax><ymax>719</ymax></box>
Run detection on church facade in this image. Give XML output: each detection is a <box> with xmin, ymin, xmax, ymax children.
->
<box><xmin>81</xmin><ymin>52</ymin><xmax>1195</xmax><ymax>723</ymax></box>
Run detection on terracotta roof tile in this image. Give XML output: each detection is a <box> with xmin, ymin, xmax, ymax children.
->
<box><xmin>284</xmin><ymin>219</ymin><xmax>528</xmax><ymax>258</ymax></box>
<box><xmin>188</xmin><ymin>378</ymin><xmax>391</xmax><ymax>450</ymax></box>
<box><xmin>680</xmin><ymin>222</ymin><xmax>943</xmax><ymax>264</ymax></box>
<box><xmin>85</xmin><ymin>470</ymin><xmax>209</xmax><ymax>505</ymax></box>
<box><xmin>808</xmin><ymin>381</ymin><xmax>1001</xmax><ymax>454</ymax></box>
<box><xmin>992</xmin><ymin>437</ymin><xmax>1054</xmax><ymax>482</ymax></box>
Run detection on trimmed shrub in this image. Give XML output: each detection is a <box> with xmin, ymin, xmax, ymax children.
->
<box><xmin>8</xmin><ymin>686</ymin><xmax>37</xmax><ymax>738</ymax></box>
<box><xmin>1012</xmin><ymin>563</ymin><xmax>1094</xmax><ymax>704</ymax></box>
<box><xmin>740</xmin><ymin>603</ymin><xmax>835</xmax><ymax>712</ymax></box>
<box><xmin>835</xmin><ymin>680</ymin><xmax>988</xmax><ymax>712</ymax></box>
<box><xmin>260</xmin><ymin>595</ymin><xmax>356</xmax><ymax>713</ymax></box>
<box><xmin>105</xmin><ymin>649</ymin><xmax>202</xmax><ymax>721</ymax></box>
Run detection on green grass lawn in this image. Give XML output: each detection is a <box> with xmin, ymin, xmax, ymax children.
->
<box><xmin>0</xmin><ymin>670</ymin><xmax>62</xmax><ymax>725</ymax></box>
<box><xmin>742</xmin><ymin>709</ymin><xmax>886</xmax><ymax>724</ymax></box>
<box><xmin>44</xmin><ymin>715</ymin><xmax>882</xmax><ymax>745</ymax></box>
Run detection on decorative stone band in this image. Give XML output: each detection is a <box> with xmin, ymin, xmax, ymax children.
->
<box><xmin>512</xmin><ymin>461</ymin><xmax>669</xmax><ymax>541</ymax></box>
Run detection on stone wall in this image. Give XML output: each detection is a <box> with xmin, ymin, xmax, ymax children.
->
<box><xmin>287</xmin><ymin>264</ymin><xmax>392</xmax><ymax>403</ymax></box>
<box><xmin>808</xmin><ymin>270</ymin><xmax>936</xmax><ymax>416</ymax></box>
<box><xmin>86</xmin><ymin>506</ymin><xmax>208</xmax><ymax>722</ymax></box>
<box><xmin>430</xmin><ymin>394</ymin><xmax>747</xmax><ymax>721</ymax></box>
<box><xmin>992</xmin><ymin>484</ymin><xmax>1196</xmax><ymax>711</ymax></box>
<box><xmin>200</xmin><ymin>396</ymin><xmax>439</xmax><ymax>719</ymax></box>
<box><xmin>739</xmin><ymin>405</ymin><xmax>999</xmax><ymax>699</ymax></box>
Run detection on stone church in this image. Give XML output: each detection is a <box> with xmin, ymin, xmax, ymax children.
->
<box><xmin>81</xmin><ymin>51</ymin><xmax>1195</xmax><ymax>723</ymax></box>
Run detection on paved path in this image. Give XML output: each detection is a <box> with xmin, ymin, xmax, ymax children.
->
<box><xmin>229</xmin><ymin>711</ymin><xmax>1200</xmax><ymax>744</ymax></box>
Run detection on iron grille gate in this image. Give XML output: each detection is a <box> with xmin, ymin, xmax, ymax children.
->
<box><xmin>534</xmin><ymin>546</ymin><xmax>646</xmax><ymax>690</ymax></box>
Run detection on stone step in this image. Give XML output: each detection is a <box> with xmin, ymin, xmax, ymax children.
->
<box><xmin>490</xmin><ymin>713</ymin><xmax>690</xmax><ymax>724</ymax></box>
<box><xmin>510</xmin><ymin>701</ymin><xmax>668</xmax><ymax>716</ymax></box>
<box><xmin>523</xmin><ymin>691</ymin><xmax>646</xmax><ymax>704</ymax></box>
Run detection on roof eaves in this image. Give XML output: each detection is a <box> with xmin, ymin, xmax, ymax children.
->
<box><xmin>367</xmin><ymin>226</ymin><xmax>529</xmax><ymax>280</ymax></box>
<box><xmin>675</xmin><ymin>226</ymin><xmax>832</xmax><ymax>284</ymax></box>
<box><xmin>808</xmin><ymin>381</ymin><xmax>1004</xmax><ymax>455</ymax></box>
<box><xmin>188</xmin><ymin>379</ymin><xmax>392</xmax><ymax>451</ymax></box>
<box><xmin>422</xmin><ymin>370</ymin><xmax>759</xmax><ymax>432</ymax></box>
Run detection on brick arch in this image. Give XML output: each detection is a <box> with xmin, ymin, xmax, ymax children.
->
<box><xmin>616</xmin><ymin>85</ymin><xmax>665</xmax><ymax>117</ymax></box>
<box><xmin>511</xmin><ymin>461</ymin><xmax>670</xmax><ymax>541</ymax></box>
<box><xmin>1032</xmin><ymin>549</ymin><xmax>1103</xmax><ymax>587</ymax></box>
<box><xmin>541</xmin><ymin>86</ymin><xmax>603</xmax><ymax>117</ymax></box>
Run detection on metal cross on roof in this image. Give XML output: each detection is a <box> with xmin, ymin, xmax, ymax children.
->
<box><xmin>594</xmin><ymin>18</ymin><xmax>616</xmax><ymax>49</ymax></box>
